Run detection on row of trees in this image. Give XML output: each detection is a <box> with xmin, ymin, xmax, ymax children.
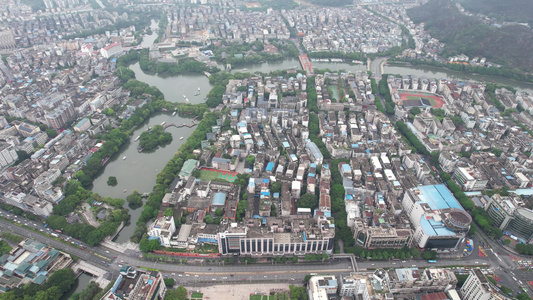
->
<box><xmin>379</xmin><ymin>76</ymin><xmax>396</xmax><ymax>115</ymax></box>
<box><xmin>308</xmin><ymin>51</ymin><xmax>364</xmax><ymax>61</ymax></box>
<box><xmin>307</xmin><ymin>77</ymin><xmax>318</xmax><ymax>113</ymax></box>
<box><xmin>396</xmin><ymin>121</ymin><xmax>430</xmax><ymax>156</ymax></box>
<box><xmin>358</xmin><ymin>247</ymin><xmax>421</xmax><ymax>261</ymax></box>
<box><xmin>308</xmin><ymin>114</ymin><xmax>331</xmax><ymax>159</ymax></box>
<box><xmin>516</xmin><ymin>243</ymin><xmax>533</xmax><ymax>255</ymax></box>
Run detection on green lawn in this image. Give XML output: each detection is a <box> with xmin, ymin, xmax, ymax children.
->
<box><xmin>328</xmin><ymin>85</ymin><xmax>340</xmax><ymax>101</ymax></box>
<box><xmin>191</xmin><ymin>292</ymin><xmax>203</xmax><ymax>299</ymax></box>
<box><xmin>250</xmin><ymin>295</ymin><xmax>262</xmax><ymax>300</ymax></box>
<box><xmin>198</xmin><ymin>169</ymin><xmax>236</xmax><ymax>183</ymax></box>
<box><xmin>198</xmin><ymin>169</ymin><xmax>222</xmax><ymax>181</ymax></box>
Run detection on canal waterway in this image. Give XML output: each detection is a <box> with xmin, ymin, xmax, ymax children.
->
<box><xmin>60</xmin><ymin>273</ymin><xmax>94</xmax><ymax>300</ymax></box>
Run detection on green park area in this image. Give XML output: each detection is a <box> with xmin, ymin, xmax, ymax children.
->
<box><xmin>328</xmin><ymin>85</ymin><xmax>340</xmax><ymax>101</ymax></box>
<box><xmin>198</xmin><ymin>169</ymin><xmax>236</xmax><ymax>182</ymax></box>
<box><xmin>250</xmin><ymin>295</ymin><xmax>273</xmax><ymax>300</ymax></box>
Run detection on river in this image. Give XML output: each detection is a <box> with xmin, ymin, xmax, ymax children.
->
<box><xmin>229</xmin><ymin>58</ymin><xmax>367</xmax><ymax>74</ymax></box>
<box><xmin>230</xmin><ymin>58</ymin><xmax>533</xmax><ymax>93</ymax></box>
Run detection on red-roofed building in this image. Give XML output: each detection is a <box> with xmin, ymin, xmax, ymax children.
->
<box><xmin>100</xmin><ymin>43</ymin><xmax>123</xmax><ymax>58</ymax></box>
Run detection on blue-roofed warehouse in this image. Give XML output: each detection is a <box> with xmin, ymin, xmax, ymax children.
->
<box><xmin>403</xmin><ymin>184</ymin><xmax>472</xmax><ymax>251</ymax></box>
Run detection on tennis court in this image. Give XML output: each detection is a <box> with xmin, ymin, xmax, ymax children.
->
<box><xmin>399</xmin><ymin>90</ymin><xmax>445</xmax><ymax>108</ymax></box>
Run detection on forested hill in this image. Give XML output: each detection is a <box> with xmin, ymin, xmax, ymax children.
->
<box><xmin>458</xmin><ymin>0</ymin><xmax>533</xmax><ymax>26</ymax></box>
<box><xmin>306</xmin><ymin>0</ymin><xmax>352</xmax><ymax>6</ymax></box>
<box><xmin>407</xmin><ymin>0</ymin><xmax>533</xmax><ymax>71</ymax></box>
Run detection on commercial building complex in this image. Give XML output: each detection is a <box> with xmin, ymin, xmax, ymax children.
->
<box><xmin>402</xmin><ymin>185</ymin><xmax>471</xmax><ymax>250</ymax></box>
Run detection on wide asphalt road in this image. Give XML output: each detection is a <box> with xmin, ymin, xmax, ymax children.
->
<box><xmin>3</xmin><ymin>214</ymin><xmax>532</xmax><ymax>291</ymax></box>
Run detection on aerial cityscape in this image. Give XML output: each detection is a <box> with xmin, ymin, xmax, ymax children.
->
<box><xmin>0</xmin><ymin>0</ymin><xmax>532</xmax><ymax>299</ymax></box>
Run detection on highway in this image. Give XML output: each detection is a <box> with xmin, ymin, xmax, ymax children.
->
<box><xmin>2</xmin><ymin>212</ymin><xmax>533</xmax><ymax>292</ymax></box>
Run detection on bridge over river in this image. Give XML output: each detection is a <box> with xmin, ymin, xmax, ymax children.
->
<box><xmin>298</xmin><ymin>53</ymin><xmax>314</xmax><ymax>75</ymax></box>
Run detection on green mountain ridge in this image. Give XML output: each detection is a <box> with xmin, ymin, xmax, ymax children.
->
<box><xmin>407</xmin><ymin>0</ymin><xmax>533</xmax><ymax>71</ymax></box>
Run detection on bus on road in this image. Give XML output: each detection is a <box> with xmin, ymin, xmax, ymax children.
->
<box><xmin>428</xmin><ymin>260</ymin><xmax>437</xmax><ymax>263</ymax></box>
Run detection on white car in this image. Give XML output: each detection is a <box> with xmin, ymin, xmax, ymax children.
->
<box><xmin>171</xmin><ymin>273</ymin><xmax>176</xmax><ymax>275</ymax></box>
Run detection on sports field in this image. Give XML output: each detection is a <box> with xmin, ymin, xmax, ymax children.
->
<box><xmin>398</xmin><ymin>90</ymin><xmax>445</xmax><ymax>108</ymax></box>
<box><xmin>199</xmin><ymin>167</ymin><xmax>237</xmax><ymax>182</ymax></box>
<box><xmin>328</xmin><ymin>85</ymin><xmax>340</xmax><ymax>101</ymax></box>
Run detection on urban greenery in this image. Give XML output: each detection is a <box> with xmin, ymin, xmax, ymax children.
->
<box><xmin>107</xmin><ymin>176</ymin><xmax>118</xmax><ymax>186</ymax></box>
<box><xmin>0</xmin><ymin>268</ymin><xmax>76</xmax><ymax>300</ymax></box>
<box><xmin>70</xmin><ymin>281</ymin><xmax>102</xmax><ymax>300</ymax></box>
<box><xmin>139</xmin><ymin>125</ymin><xmax>173</xmax><ymax>151</ymax></box>
<box><xmin>164</xmin><ymin>286</ymin><xmax>187</xmax><ymax>300</ymax></box>
<box><xmin>0</xmin><ymin>232</ymin><xmax>24</xmax><ymax>243</ymax></box>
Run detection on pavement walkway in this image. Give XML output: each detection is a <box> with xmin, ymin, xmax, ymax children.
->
<box><xmin>185</xmin><ymin>283</ymin><xmax>292</xmax><ymax>300</ymax></box>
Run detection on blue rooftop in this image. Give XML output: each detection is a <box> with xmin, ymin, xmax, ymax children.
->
<box><xmin>416</xmin><ymin>185</ymin><xmax>463</xmax><ymax>210</ymax></box>
<box><xmin>212</xmin><ymin>193</ymin><xmax>226</xmax><ymax>206</ymax></box>
<box><xmin>266</xmin><ymin>162</ymin><xmax>275</xmax><ymax>172</ymax></box>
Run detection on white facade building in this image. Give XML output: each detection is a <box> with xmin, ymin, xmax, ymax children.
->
<box><xmin>148</xmin><ymin>216</ymin><xmax>176</xmax><ymax>247</ymax></box>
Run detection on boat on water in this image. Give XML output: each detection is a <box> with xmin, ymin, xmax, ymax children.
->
<box><xmin>161</xmin><ymin>121</ymin><xmax>166</xmax><ymax>126</ymax></box>
<box><xmin>185</xmin><ymin>97</ymin><xmax>189</xmax><ymax>102</ymax></box>
<box><xmin>194</xmin><ymin>91</ymin><xmax>200</xmax><ymax>96</ymax></box>
<box><xmin>183</xmin><ymin>94</ymin><xmax>186</xmax><ymax>98</ymax></box>
<box><xmin>198</xmin><ymin>87</ymin><xmax>200</xmax><ymax>90</ymax></box>
<box><xmin>135</xmin><ymin>136</ymin><xmax>140</xmax><ymax>141</ymax></box>
<box><xmin>123</xmin><ymin>189</ymin><xmax>127</xmax><ymax>193</ymax></box>
<box><xmin>123</xmin><ymin>156</ymin><xmax>126</xmax><ymax>160</ymax></box>
<box><xmin>137</xmin><ymin>147</ymin><xmax>144</xmax><ymax>152</ymax></box>
<box><xmin>180</xmin><ymin>137</ymin><xmax>184</xmax><ymax>140</ymax></box>
<box><xmin>172</xmin><ymin>111</ymin><xmax>177</xmax><ymax>116</ymax></box>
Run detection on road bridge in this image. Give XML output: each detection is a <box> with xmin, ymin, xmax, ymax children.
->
<box><xmin>299</xmin><ymin>53</ymin><xmax>314</xmax><ymax>75</ymax></box>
